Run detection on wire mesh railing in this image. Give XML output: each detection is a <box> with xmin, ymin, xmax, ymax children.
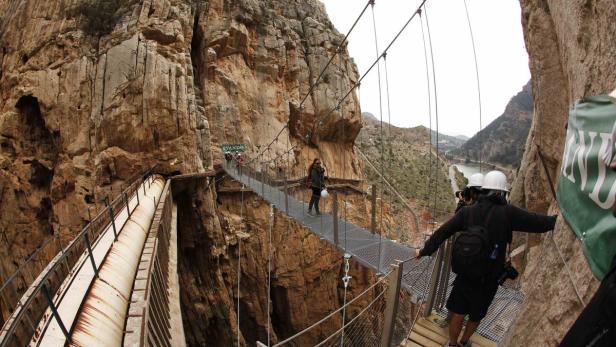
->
<box><xmin>0</xmin><ymin>167</ymin><xmax>154</xmax><ymax>347</ymax></box>
<box><xmin>262</xmin><ymin>268</ymin><xmax>392</xmax><ymax>347</ymax></box>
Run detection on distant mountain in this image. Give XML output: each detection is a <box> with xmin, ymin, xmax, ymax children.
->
<box><xmin>452</xmin><ymin>81</ymin><xmax>533</xmax><ymax>167</ymax></box>
<box><xmin>362</xmin><ymin>112</ymin><xmax>377</xmax><ymax>121</ymax></box>
<box><xmin>428</xmin><ymin>129</ymin><xmax>467</xmax><ymax>153</ymax></box>
<box><xmin>361</xmin><ymin>113</ymin><xmax>467</xmax><ymax>153</ymax></box>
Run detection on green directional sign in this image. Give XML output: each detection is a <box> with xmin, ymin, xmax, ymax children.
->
<box><xmin>557</xmin><ymin>95</ymin><xmax>616</xmax><ymax>279</ymax></box>
<box><xmin>221</xmin><ymin>144</ymin><xmax>246</xmax><ymax>152</ymax></box>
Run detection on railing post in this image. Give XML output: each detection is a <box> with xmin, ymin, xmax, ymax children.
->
<box><xmin>84</xmin><ymin>233</ymin><xmax>98</xmax><ymax>277</ymax></box>
<box><xmin>436</xmin><ymin>239</ymin><xmax>453</xmax><ymax>310</ymax></box>
<box><xmin>370</xmin><ymin>184</ymin><xmax>377</xmax><ymax>234</ymax></box>
<box><xmin>284</xmin><ymin>174</ymin><xmax>289</xmax><ymax>214</ymax></box>
<box><xmin>42</xmin><ymin>283</ymin><xmax>71</xmax><ymax>342</ymax></box>
<box><xmin>124</xmin><ymin>192</ymin><xmax>130</xmax><ymax>216</ymax></box>
<box><xmin>333</xmin><ymin>192</ymin><xmax>339</xmax><ymax>247</ymax></box>
<box><xmin>261</xmin><ymin>164</ymin><xmax>265</xmax><ymax>196</ymax></box>
<box><xmin>423</xmin><ymin>243</ymin><xmax>445</xmax><ymax>317</ymax></box>
<box><xmin>105</xmin><ymin>198</ymin><xmax>117</xmax><ymax>240</ymax></box>
<box><xmin>136</xmin><ymin>185</ymin><xmax>140</xmax><ymax>205</ymax></box>
<box><xmin>379</xmin><ymin>260</ymin><xmax>403</xmax><ymax>347</ymax></box>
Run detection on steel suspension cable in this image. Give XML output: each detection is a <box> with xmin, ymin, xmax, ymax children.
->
<box><xmin>272</xmin><ymin>271</ymin><xmax>390</xmax><ymax>346</ymax></box>
<box><xmin>312</xmin><ymin>0</ymin><xmax>428</xmax><ymax>138</ymax></box>
<box><xmin>370</xmin><ymin>1</ymin><xmax>385</xmax><ymax>273</ymax></box>
<box><xmin>424</xmin><ymin>5</ymin><xmax>440</xmax><ymax>224</ymax></box>
<box><xmin>463</xmin><ymin>0</ymin><xmax>484</xmax><ymax>172</ymax></box>
<box><xmin>315</xmin><ymin>287</ymin><xmax>387</xmax><ymax>347</ymax></box>
<box><xmin>249</xmin><ymin>0</ymin><xmax>372</xmax><ymax>168</ymax></box>
<box><xmin>299</xmin><ymin>0</ymin><xmax>373</xmax><ymax>108</ymax></box>
<box><xmin>383</xmin><ymin>52</ymin><xmax>397</xmax><ymax>237</ymax></box>
<box><xmin>266</xmin><ymin>205</ymin><xmax>274</xmax><ymax>346</ymax></box>
<box><xmin>237</xmin><ymin>184</ymin><xmax>244</xmax><ymax>346</ymax></box>
<box><xmin>419</xmin><ymin>10</ymin><xmax>434</xmax><ymax>223</ymax></box>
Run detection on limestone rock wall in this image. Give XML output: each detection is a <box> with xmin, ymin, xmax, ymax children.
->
<box><xmin>0</xmin><ymin>0</ymin><xmax>210</xmax><ymax>305</ymax></box>
<box><xmin>0</xmin><ymin>0</ymin><xmax>370</xmax><ymax>343</ymax></box>
<box><xmin>507</xmin><ymin>0</ymin><xmax>616</xmax><ymax>345</ymax></box>
<box><xmin>193</xmin><ymin>0</ymin><xmax>362</xmax><ymax>179</ymax></box>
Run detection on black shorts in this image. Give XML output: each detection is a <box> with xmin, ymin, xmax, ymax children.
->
<box><xmin>446</xmin><ymin>276</ymin><xmax>499</xmax><ymax>322</ymax></box>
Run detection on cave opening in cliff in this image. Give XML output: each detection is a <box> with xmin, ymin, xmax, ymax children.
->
<box><xmin>15</xmin><ymin>95</ymin><xmax>58</xmax><ymax>161</ymax></box>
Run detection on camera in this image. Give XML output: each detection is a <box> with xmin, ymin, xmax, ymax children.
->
<box><xmin>455</xmin><ymin>188</ymin><xmax>471</xmax><ymax>201</ymax></box>
<box><xmin>498</xmin><ymin>262</ymin><xmax>519</xmax><ymax>285</ymax></box>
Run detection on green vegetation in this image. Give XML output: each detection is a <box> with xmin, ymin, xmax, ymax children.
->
<box><xmin>76</xmin><ymin>0</ymin><xmax>136</xmax><ymax>36</ymax></box>
<box><xmin>358</xmin><ymin>117</ymin><xmax>456</xmax><ymax>217</ymax></box>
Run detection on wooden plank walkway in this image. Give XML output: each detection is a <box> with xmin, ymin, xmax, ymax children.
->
<box><xmin>404</xmin><ymin>315</ymin><xmax>497</xmax><ymax>347</ymax></box>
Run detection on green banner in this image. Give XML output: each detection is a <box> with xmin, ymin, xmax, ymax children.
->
<box><xmin>557</xmin><ymin>95</ymin><xmax>616</xmax><ymax>279</ymax></box>
<box><xmin>221</xmin><ymin>144</ymin><xmax>246</xmax><ymax>152</ymax></box>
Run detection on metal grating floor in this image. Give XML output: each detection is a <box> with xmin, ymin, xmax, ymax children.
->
<box><xmin>225</xmin><ymin>167</ymin><xmax>524</xmax><ymax>343</ymax></box>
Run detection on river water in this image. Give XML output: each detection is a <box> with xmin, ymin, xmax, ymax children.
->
<box><xmin>453</xmin><ymin>163</ymin><xmax>482</xmax><ymax>181</ymax></box>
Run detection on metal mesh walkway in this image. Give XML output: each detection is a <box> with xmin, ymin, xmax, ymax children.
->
<box><xmin>224</xmin><ymin>166</ymin><xmax>523</xmax><ymax>343</ymax></box>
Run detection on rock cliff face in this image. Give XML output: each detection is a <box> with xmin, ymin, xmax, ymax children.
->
<box><xmin>507</xmin><ymin>0</ymin><xmax>616</xmax><ymax>345</ymax></box>
<box><xmin>0</xmin><ymin>0</ymin><xmax>208</xmax><ymax>291</ymax></box>
<box><xmin>0</xmin><ymin>0</ymin><xmax>377</xmax><ymax>344</ymax></box>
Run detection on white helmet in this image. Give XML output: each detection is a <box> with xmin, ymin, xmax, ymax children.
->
<box><xmin>482</xmin><ymin>170</ymin><xmax>509</xmax><ymax>192</ymax></box>
<box><xmin>321</xmin><ymin>189</ymin><xmax>329</xmax><ymax>198</ymax></box>
<box><xmin>468</xmin><ymin>173</ymin><xmax>484</xmax><ymax>188</ymax></box>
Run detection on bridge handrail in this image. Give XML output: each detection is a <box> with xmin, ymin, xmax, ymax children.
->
<box><xmin>0</xmin><ymin>167</ymin><xmax>153</xmax><ymax>347</ymax></box>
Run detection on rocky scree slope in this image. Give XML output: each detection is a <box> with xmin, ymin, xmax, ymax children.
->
<box><xmin>453</xmin><ymin>81</ymin><xmax>533</xmax><ymax>168</ymax></box>
<box><xmin>0</xmin><ymin>0</ymin><xmax>386</xmax><ymax>345</ymax></box>
<box><xmin>506</xmin><ymin>1</ymin><xmax>616</xmax><ymax>346</ymax></box>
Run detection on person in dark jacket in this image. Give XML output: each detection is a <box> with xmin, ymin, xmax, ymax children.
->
<box><xmin>559</xmin><ymin>255</ymin><xmax>616</xmax><ymax>347</ymax></box>
<box><xmin>308</xmin><ymin>158</ymin><xmax>326</xmax><ymax>215</ymax></box>
<box><xmin>416</xmin><ymin>170</ymin><xmax>557</xmax><ymax>347</ymax></box>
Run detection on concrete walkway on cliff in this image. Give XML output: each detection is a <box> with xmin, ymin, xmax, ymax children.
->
<box><xmin>223</xmin><ymin>166</ymin><xmax>524</xmax><ymax>344</ymax></box>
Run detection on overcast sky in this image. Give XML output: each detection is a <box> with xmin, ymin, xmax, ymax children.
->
<box><xmin>320</xmin><ymin>0</ymin><xmax>530</xmax><ymax>138</ymax></box>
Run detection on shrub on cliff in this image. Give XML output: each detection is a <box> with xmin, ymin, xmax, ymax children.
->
<box><xmin>75</xmin><ymin>0</ymin><xmax>136</xmax><ymax>36</ymax></box>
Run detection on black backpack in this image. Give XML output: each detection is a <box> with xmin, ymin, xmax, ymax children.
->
<box><xmin>451</xmin><ymin>207</ymin><xmax>496</xmax><ymax>279</ymax></box>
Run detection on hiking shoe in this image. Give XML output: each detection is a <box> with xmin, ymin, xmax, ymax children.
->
<box><xmin>443</xmin><ymin>342</ymin><xmax>461</xmax><ymax>347</ymax></box>
<box><xmin>459</xmin><ymin>341</ymin><xmax>472</xmax><ymax>347</ymax></box>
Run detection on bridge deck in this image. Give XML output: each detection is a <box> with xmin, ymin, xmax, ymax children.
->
<box><xmin>224</xmin><ymin>167</ymin><xmax>523</xmax><ymax>344</ymax></box>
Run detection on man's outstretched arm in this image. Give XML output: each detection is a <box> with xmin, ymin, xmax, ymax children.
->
<box><xmin>507</xmin><ymin>205</ymin><xmax>557</xmax><ymax>233</ymax></box>
<box><xmin>418</xmin><ymin>209</ymin><xmax>465</xmax><ymax>257</ymax></box>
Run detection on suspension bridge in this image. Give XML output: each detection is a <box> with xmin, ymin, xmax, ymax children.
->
<box><xmin>0</xmin><ymin>0</ymin><xmax>547</xmax><ymax>346</ymax></box>
<box><xmin>0</xmin><ymin>163</ymin><xmax>523</xmax><ymax>347</ymax></box>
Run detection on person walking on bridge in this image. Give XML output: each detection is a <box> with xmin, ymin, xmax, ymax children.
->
<box><xmin>308</xmin><ymin>158</ymin><xmax>326</xmax><ymax>215</ymax></box>
<box><xmin>416</xmin><ymin>170</ymin><xmax>557</xmax><ymax>347</ymax></box>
